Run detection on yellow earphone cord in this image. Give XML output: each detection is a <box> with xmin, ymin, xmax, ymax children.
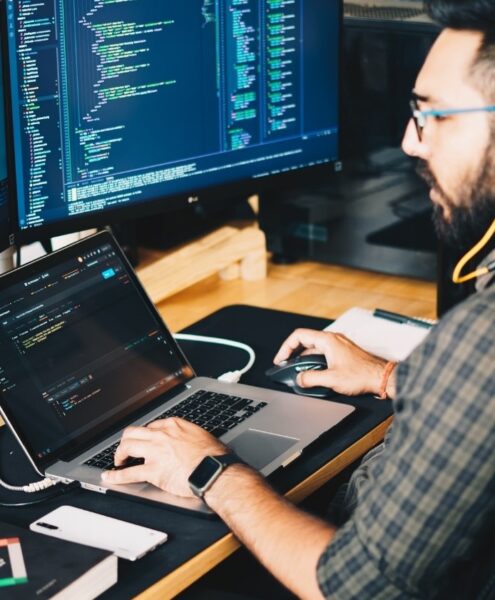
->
<box><xmin>452</xmin><ymin>218</ymin><xmax>495</xmax><ymax>284</ymax></box>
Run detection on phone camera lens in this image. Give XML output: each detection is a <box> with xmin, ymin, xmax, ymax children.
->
<box><xmin>37</xmin><ymin>522</ymin><xmax>58</xmax><ymax>530</ymax></box>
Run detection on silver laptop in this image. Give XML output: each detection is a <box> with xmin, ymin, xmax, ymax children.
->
<box><xmin>0</xmin><ymin>231</ymin><xmax>354</xmax><ymax>514</ymax></box>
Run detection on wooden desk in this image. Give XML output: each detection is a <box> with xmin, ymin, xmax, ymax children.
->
<box><xmin>0</xmin><ymin>252</ymin><xmax>435</xmax><ymax>600</ymax></box>
<box><xmin>132</xmin><ymin>256</ymin><xmax>435</xmax><ymax>599</ymax></box>
<box><xmin>151</xmin><ymin>255</ymin><xmax>436</xmax><ymax>333</ymax></box>
<box><xmin>137</xmin><ymin>418</ymin><xmax>392</xmax><ymax>600</ymax></box>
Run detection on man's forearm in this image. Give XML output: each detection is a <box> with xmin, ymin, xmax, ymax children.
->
<box><xmin>205</xmin><ymin>465</ymin><xmax>335</xmax><ymax>600</ymax></box>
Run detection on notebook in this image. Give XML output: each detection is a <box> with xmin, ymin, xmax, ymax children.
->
<box><xmin>0</xmin><ymin>231</ymin><xmax>354</xmax><ymax>515</ymax></box>
<box><xmin>325</xmin><ymin>307</ymin><xmax>434</xmax><ymax>362</ymax></box>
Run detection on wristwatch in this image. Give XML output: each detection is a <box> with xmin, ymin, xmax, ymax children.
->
<box><xmin>188</xmin><ymin>454</ymin><xmax>244</xmax><ymax>499</ymax></box>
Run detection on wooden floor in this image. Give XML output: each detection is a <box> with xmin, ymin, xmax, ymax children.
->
<box><xmin>152</xmin><ymin>257</ymin><xmax>437</xmax><ymax>333</ymax></box>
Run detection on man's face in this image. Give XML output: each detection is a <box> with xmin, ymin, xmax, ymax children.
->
<box><xmin>402</xmin><ymin>29</ymin><xmax>495</xmax><ymax>248</ymax></box>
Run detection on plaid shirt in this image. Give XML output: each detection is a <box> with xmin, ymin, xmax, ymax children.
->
<box><xmin>317</xmin><ymin>252</ymin><xmax>495</xmax><ymax>599</ymax></box>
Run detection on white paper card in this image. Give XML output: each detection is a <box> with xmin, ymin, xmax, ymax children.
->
<box><xmin>324</xmin><ymin>307</ymin><xmax>433</xmax><ymax>362</ymax></box>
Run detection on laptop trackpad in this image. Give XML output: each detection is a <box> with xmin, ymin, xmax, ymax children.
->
<box><xmin>228</xmin><ymin>429</ymin><xmax>299</xmax><ymax>470</ymax></box>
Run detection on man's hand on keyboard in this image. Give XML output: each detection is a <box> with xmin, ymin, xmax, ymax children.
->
<box><xmin>101</xmin><ymin>418</ymin><xmax>228</xmax><ymax>498</ymax></box>
<box><xmin>274</xmin><ymin>328</ymin><xmax>394</xmax><ymax>398</ymax></box>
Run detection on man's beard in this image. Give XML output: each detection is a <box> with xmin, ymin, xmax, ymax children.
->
<box><xmin>417</xmin><ymin>159</ymin><xmax>495</xmax><ymax>251</ymax></box>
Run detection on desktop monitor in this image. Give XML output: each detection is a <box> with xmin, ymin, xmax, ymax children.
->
<box><xmin>2</xmin><ymin>0</ymin><xmax>341</xmax><ymax>244</ymax></box>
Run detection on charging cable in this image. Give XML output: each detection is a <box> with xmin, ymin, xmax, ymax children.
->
<box><xmin>174</xmin><ymin>333</ymin><xmax>256</xmax><ymax>383</ymax></box>
<box><xmin>0</xmin><ymin>479</ymin><xmax>77</xmax><ymax>508</ymax></box>
<box><xmin>0</xmin><ymin>476</ymin><xmax>58</xmax><ymax>494</ymax></box>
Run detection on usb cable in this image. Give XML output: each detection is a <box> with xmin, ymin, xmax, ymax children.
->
<box><xmin>173</xmin><ymin>333</ymin><xmax>256</xmax><ymax>383</ymax></box>
<box><xmin>0</xmin><ymin>476</ymin><xmax>58</xmax><ymax>494</ymax></box>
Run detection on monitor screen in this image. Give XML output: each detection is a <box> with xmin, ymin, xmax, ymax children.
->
<box><xmin>4</xmin><ymin>0</ymin><xmax>340</xmax><ymax>241</ymax></box>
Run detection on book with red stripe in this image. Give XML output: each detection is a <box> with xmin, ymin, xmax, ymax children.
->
<box><xmin>0</xmin><ymin>521</ymin><xmax>117</xmax><ymax>599</ymax></box>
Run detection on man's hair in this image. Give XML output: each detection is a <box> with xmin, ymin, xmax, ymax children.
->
<box><xmin>425</xmin><ymin>0</ymin><xmax>495</xmax><ymax>31</ymax></box>
<box><xmin>425</xmin><ymin>1</ymin><xmax>495</xmax><ymax>100</ymax></box>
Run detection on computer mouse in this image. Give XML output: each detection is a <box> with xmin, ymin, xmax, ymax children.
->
<box><xmin>265</xmin><ymin>354</ymin><xmax>334</xmax><ymax>398</ymax></box>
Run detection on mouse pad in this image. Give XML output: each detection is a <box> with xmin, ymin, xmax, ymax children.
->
<box><xmin>228</xmin><ymin>429</ymin><xmax>298</xmax><ymax>470</ymax></box>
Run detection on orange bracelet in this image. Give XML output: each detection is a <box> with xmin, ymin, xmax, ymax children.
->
<box><xmin>375</xmin><ymin>361</ymin><xmax>397</xmax><ymax>400</ymax></box>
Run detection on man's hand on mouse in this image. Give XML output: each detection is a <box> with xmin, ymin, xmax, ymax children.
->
<box><xmin>274</xmin><ymin>329</ymin><xmax>392</xmax><ymax>398</ymax></box>
<box><xmin>101</xmin><ymin>418</ymin><xmax>229</xmax><ymax>497</ymax></box>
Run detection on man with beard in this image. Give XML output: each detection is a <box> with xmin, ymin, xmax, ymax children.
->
<box><xmin>103</xmin><ymin>1</ymin><xmax>495</xmax><ymax>598</ymax></box>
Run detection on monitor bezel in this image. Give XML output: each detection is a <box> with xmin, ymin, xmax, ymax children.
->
<box><xmin>0</xmin><ymin>201</ymin><xmax>11</xmax><ymax>252</ymax></box>
<box><xmin>1</xmin><ymin>0</ymin><xmax>343</xmax><ymax>247</ymax></box>
<box><xmin>0</xmin><ymin>20</ymin><xmax>11</xmax><ymax>253</ymax></box>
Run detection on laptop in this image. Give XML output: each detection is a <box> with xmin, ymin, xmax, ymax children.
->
<box><xmin>0</xmin><ymin>231</ymin><xmax>354</xmax><ymax>514</ymax></box>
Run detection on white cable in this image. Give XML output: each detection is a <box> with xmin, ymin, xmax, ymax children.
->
<box><xmin>173</xmin><ymin>333</ymin><xmax>256</xmax><ymax>383</ymax></box>
<box><xmin>0</xmin><ymin>477</ymin><xmax>58</xmax><ymax>494</ymax></box>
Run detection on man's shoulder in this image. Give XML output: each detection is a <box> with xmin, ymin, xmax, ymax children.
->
<box><xmin>428</xmin><ymin>286</ymin><xmax>495</xmax><ymax>370</ymax></box>
<box><xmin>438</xmin><ymin>284</ymin><xmax>495</xmax><ymax>334</ymax></box>
<box><xmin>398</xmin><ymin>285</ymin><xmax>494</xmax><ymax>404</ymax></box>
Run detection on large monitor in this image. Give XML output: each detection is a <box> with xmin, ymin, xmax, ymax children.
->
<box><xmin>2</xmin><ymin>0</ymin><xmax>341</xmax><ymax>244</ymax></box>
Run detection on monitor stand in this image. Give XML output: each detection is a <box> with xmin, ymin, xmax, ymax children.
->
<box><xmin>134</xmin><ymin>197</ymin><xmax>256</xmax><ymax>251</ymax></box>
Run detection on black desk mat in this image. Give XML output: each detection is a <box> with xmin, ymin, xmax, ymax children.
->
<box><xmin>0</xmin><ymin>305</ymin><xmax>393</xmax><ymax>599</ymax></box>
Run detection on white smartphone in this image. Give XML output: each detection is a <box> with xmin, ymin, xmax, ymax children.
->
<box><xmin>30</xmin><ymin>505</ymin><xmax>168</xmax><ymax>560</ymax></box>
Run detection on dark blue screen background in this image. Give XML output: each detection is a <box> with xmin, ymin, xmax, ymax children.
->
<box><xmin>5</xmin><ymin>0</ymin><xmax>340</xmax><ymax>233</ymax></box>
<box><xmin>0</xmin><ymin>42</ymin><xmax>10</xmax><ymax>249</ymax></box>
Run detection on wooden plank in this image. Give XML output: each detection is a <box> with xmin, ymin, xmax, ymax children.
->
<box><xmin>136</xmin><ymin>226</ymin><xmax>267</xmax><ymax>305</ymax></box>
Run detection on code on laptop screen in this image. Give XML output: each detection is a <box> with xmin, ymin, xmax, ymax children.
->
<box><xmin>0</xmin><ymin>237</ymin><xmax>191</xmax><ymax>463</ymax></box>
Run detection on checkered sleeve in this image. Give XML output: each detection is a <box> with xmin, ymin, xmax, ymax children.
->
<box><xmin>317</xmin><ymin>290</ymin><xmax>495</xmax><ymax>599</ymax></box>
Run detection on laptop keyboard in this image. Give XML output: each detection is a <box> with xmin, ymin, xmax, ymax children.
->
<box><xmin>85</xmin><ymin>390</ymin><xmax>268</xmax><ymax>470</ymax></box>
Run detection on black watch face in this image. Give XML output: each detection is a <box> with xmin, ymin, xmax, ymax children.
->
<box><xmin>189</xmin><ymin>456</ymin><xmax>222</xmax><ymax>491</ymax></box>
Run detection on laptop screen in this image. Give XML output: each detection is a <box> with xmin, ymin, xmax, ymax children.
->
<box><xmin>0</xmin><ymin>233</ymin><xmax>193</xmax><ymax>469</ymax></box>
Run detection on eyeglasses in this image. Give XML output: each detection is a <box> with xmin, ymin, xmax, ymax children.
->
<box><xmin>410</xmin><ymin>96</ymin><xmax>495</xmax><ymax>141</ymax></box>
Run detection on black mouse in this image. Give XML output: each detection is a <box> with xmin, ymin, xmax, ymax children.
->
<box><xmin>265</xmin><ymin>354</ymin><xmax>334</xmax><ymax>398</ymax></box>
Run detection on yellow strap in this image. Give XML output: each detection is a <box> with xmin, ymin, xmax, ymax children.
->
<box><xmin>452</xmin><ymin>219</ymin><xmax>495</xmax><ymax>284</ymax></box>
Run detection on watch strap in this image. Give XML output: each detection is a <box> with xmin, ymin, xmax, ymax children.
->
<box><xmin>212</xmin><ymin>453</ymin><xmax>245</xmax><ymax>469</ymax></box>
